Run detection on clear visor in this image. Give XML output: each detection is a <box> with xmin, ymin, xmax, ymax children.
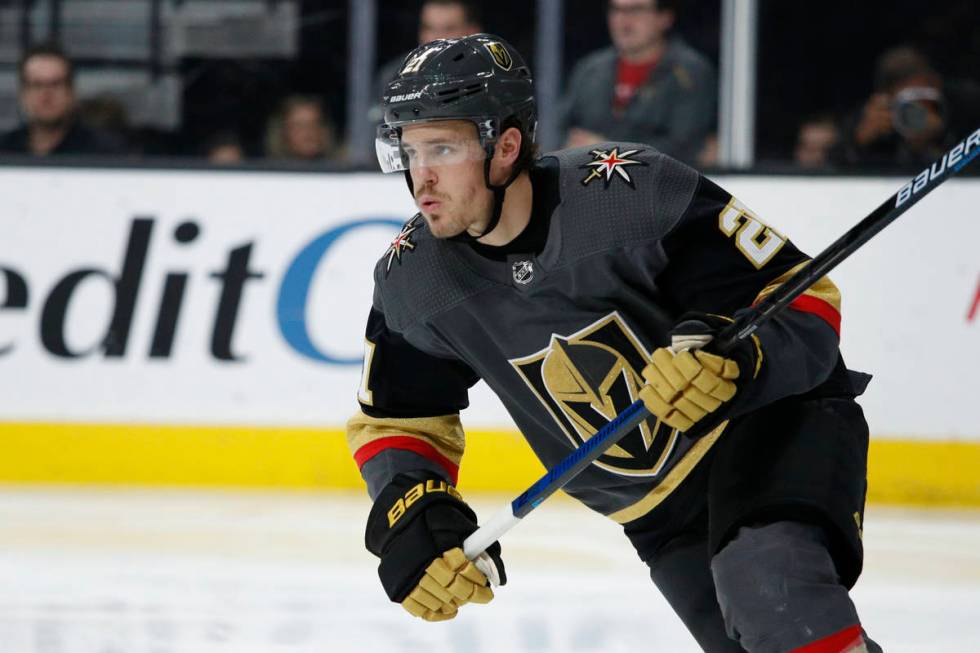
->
<box><xmin>375</xmin><ymin>118</ymin><xmax>497</xmax><ymax>173</ymax></box>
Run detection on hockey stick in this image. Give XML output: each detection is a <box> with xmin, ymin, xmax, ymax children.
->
<box><xmin>463</xmin><ymin>126</ymin><xmax>980</xmax><ymax>579</ymax></box>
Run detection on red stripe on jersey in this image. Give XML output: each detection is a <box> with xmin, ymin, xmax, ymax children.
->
<box><xmin>790</xmin><ymin>624</ymin><xmax>864</xmax><ymax>652</ymax></box>
<box><xmin>789</xmin><ymin>294</ymin><xmax>841</xmax><ymax>336</ymax></box>
<box><xmin>354</xmin><ymin>436</ymin><xmax>460</xmax><ymax>484</ymax></box>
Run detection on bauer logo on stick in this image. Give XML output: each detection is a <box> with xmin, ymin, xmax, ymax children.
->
<box><xmin>896</xmin><ymin>126</ymin><xmax>980</xmax><ymax>207</ymax></box>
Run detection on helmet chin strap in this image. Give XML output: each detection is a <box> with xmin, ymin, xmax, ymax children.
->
<box><xmin>448</xmin><ymin>145</ymin><xmax>523</xmax><ymax>243</ymax></box>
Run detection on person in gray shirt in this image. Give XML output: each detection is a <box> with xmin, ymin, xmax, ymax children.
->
<box><xmin>561</xmin><ymin>0</ymin><xmax>716</xmax><ymax>165</ymax></box>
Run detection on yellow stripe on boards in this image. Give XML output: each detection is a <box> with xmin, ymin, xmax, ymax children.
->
<box><xmin>0</xmin><ymin>423</ymin><xmax>978</xmax><ymax>507</ymax></box>
<box><xmin>0</xmin><ymin>422</ymin><xmax>362</xmax><ymax>488</ymax></box>
<box><xmin>866</xmin><ymin>439</ymin><xmax>980</xmax><ymax>507</ymax></box>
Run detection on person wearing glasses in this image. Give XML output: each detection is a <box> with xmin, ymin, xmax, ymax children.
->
<box><xmin>0</xmin><ymin>42</ymin><xmax>125</xmax><ymax>157</ymax></box>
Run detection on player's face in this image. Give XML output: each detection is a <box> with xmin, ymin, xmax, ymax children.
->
<box><xmin>402</xmin><ymin>120</ymin><xmax>493</xmax><ymax>239</ymax></box>
<box><xmin>19</xmin><ymin>56</ymin><xmax>75</xmax><ymax>128</ymax></box>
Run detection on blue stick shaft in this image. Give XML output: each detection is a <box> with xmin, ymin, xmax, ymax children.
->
<box><xmin>462</xmin><ymin>400</ymin><xmax>649</xmax><ymax>560</ymax></box>
<box><xmin>510</xmin><ymin>400</ymin><xmax>649</xmax><ymax>518</ymax></box>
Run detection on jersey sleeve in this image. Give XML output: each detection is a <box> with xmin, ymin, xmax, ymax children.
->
<box><xmin>656</xmin><ymin>174</ymin><xmax>843</xmax><ymax>414</ymax></box>
<box><xmin>346</xmin><ymin>306</ymin><xmax>480</xmax><ymax>498</ymax></box>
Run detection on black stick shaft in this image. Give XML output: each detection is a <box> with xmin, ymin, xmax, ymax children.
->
<box><xmin>715</xmin><ymin>126</ymin><xmax>980</xmax><ymax>352</ymax></box>
<box><xmin>463</xmin><ymin>126</ymin><xmax>979</xmax><ymax>564</ymax></box>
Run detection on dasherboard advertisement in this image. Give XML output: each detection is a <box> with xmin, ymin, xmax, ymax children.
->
<box><xmin>1</xmin><ymin>167</ymin><xmax>977</xmax><ymax>439</ymax></box>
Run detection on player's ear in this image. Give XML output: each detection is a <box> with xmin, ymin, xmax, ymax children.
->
<box><xmin>494</xmin><ymin>127</ymin><xmax>522</xmax><ymax>167</ymax></box>
<box><xmin>489</xmin><ymin>127</ymin><xmax>522</xmax><ymax>184</ymax></box>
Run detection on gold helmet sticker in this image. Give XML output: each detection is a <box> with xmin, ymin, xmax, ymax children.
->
<box><xmin>484</xmin><ymin>42</ymin><xmax>513</xmax><ymax>71</ymax></box>
<box><xmin>400</xmin><ymin>44</ymin><xmax>441</xmax><ymax>75</ymax></box>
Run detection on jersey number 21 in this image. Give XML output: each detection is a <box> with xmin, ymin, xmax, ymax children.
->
<box><xmin>718</xmin><ymin>197</ymin><xmax>787</xmax><ymax>269</ymax></box>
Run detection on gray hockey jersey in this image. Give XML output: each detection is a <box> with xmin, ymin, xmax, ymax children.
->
<box><xmin>348</xmin><ymin>144</ymin><xmax>846</xmax><ymax>524</ymax></box>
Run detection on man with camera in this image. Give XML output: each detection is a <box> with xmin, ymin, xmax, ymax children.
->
<box><xmin>845</xmin><ymin>46</ymin><xmax>979</xmax><ymax>169</ymax></box>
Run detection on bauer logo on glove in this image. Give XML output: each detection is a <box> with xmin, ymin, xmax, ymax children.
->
<box><xmin>365</xmin><ymin>472</ymin><xmax>506</xmax><ymax>622</ymax></box>
<box><xmin>387</xmin><ymin>479</ymin><xmax>463</xmax><ymax>527</ymax></box>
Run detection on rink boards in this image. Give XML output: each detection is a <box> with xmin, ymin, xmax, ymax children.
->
<box><xmin>0</xmin><ymin>165</ymin><xmax>977</xmax><ymax>505</ymax></box>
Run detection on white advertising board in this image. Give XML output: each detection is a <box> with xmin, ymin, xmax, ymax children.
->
<box><xmin>0</xmin><ymin>168</ymin><xmax>420</xmax><ymax>427</ymax></box>
<box><xmin>719</xmin><ymin>176</ymin><xmax>979</xmax><ymax>440</ymax></box>
<box><xmin>0</xmin><ymin>167</ymin><xmax>977</xmax><ymax>439</ymax></box>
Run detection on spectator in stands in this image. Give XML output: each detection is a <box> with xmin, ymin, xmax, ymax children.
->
<box><xmin>376</xmin><ymin>0</ymin><xmax>483</xmax><ymax>98</ymax></box>
<box><xmin>0</xmin><ymin>42</ymin><xmax>126</xmax><ymax>157</ymax></box>
<box><xmin>265</xmin><ymin>95</ymin><xmax>340</xmax><ymax>162</ymax></box>
<box><xmin>204</xmin><ymin>131</ymin><xmax>246</xmax><ymax>164</ymax></box>
<box><xmin>794</xmin><ymin>114</ymin><xmax>842</xmax><ymax>170</ymax></box>
<box><xmin>697</xmin><ymin>132</ymin><xmax>718</xmax><ymax>168</ymax></box>
<box><xmin>843</xmin><ymin>46</ymin><xmax>980</xmax><ymax>168</ymax></box>
<box><xmin>369</xmin><ymin>0</ymin><xmax>483</xmax><ymax>128</ymax></box>
<box><xmin>559</xmin><ymin>0</ymin><xmax>716</xmax><ymax>164</ymax></box>
<box><xmin>78</xmin><ymin>95</ymin><xmax>135</xmax><ymax>153</ymax></box>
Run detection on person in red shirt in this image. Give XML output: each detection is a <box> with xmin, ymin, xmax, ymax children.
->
<box><xmin>561</xmin><ymin>0</ymin><xmax>716</xmax><ymax>165</ymax></box>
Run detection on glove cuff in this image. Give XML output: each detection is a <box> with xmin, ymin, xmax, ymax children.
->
<box><xmin>366</xmin><ymin>472</ymin><xmax>500</xmax><ymax>603</ymax></box>
<box><xmin>365</xmin><ymin>472</ymin><xmax>474</xmax><ymax>557</ymax></box>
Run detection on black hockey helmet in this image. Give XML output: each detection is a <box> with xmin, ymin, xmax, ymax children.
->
<box><xmin>376</xmin><ymin>34</ymin><xmax>536</xmax><ymax>174</ymax></box>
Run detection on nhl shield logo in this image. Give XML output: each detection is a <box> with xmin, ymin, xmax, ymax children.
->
<box><xmin>512</xmin><ymin>260</ymin><xmax>534</xmax><ymax>285</ymax></box>
<box><xmin>484</xmin><ymin>42</ymin><xmax>513</xmax><ymax>71</ymax></box>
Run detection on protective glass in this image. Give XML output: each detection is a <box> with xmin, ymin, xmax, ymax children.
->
<box><xmin>375</xmin><ymin>118</ymin><xmax>497</xmax><ymax>173</ymax></box>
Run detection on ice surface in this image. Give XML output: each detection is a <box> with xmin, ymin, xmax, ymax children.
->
<box><xmin>0</xmin><ymin>487</ymin><xmax>976</xmax><ymax>652</ymax></box>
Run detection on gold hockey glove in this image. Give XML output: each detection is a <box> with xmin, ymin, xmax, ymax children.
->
<box><xmin>365</xmin><ymin>472</ymin><xmax>506</xmax><ymax>622</ymax></box>
<box><xmin>640</xmin><ymin>313</ymin><xmax>762</xmax><ymax>433</ymax></box>
<box><xmin>401</xmin><ymin>547</ymin><xmax>494</xmax><ymax>621</ymax></box>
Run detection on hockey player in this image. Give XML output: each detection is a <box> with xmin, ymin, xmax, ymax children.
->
<box><xmin>349</xmin><ymin>34</ymin><xmax>880</xmax><ymax>653</ymax></box>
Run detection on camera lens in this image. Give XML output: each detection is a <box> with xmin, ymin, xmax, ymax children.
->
<box><xmin>893</xmin><ymin>100</ymin><xmax>929</xmax><ymax>134</ymax></box>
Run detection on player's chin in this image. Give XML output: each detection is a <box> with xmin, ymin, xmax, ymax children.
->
<box><xmin>423</xmin><ymin>214</ymin><xmax>465</xmax><ymax>240</ymax></box>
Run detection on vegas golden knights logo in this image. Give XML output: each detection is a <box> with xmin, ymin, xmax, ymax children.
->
<box><xmin>484</xmin><ymin>42</ymin><xmax>513</xmax><ymax>71</ymax></box>
<box><xmin>510</xmin><ymin>313</ymin><xmax>679</xmax><ymax>477</ymax></box>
